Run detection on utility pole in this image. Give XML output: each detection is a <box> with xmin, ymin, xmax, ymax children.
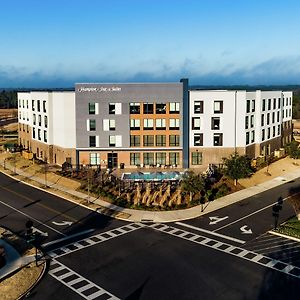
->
<box><xmin>44</xmin><ymin>156</ymin><xmax>48</xmax><ymax>188</ymax></box>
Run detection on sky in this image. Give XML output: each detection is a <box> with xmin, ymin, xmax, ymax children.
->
<box><xmin>1</xmin><ymin>0</ymin><xmax>300</xmax><ymax>87</ymax></box>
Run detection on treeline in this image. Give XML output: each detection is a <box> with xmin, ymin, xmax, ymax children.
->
<box><xmin>0</xmin><ymin>90</ymin><xmax>17</xmax><ymax>108</ymax></box>
<box><xmin>292</xmin><ymin>89</ymin><xmax>300</xmax><ymax>119</ymax></box>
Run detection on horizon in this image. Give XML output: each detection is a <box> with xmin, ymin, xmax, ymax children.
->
<box><xmin>1</xmin><ymin>0</ymin><xmax>300</xmax><ymax>88</ymax></box>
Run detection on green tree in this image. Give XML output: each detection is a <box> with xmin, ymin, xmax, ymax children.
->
<box><xmin>285</xmin><ymin>140</ymin><xmax>300</xmax><ymax>159</ymax></box>
<box><xmin>223</xmin><ymin>153</ymin><xmax>254</xmax><ymax>186</ymax></box>
<box><xmin>181</xmin><ymin>171</ymin><xmax>205</xmax><ymax>202</ymax></box>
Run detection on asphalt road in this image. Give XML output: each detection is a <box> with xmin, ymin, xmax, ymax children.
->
<box><xmin>0</xmin><ymin>171</ymin><xmax>299</xmax><ymax>299</ymax></box>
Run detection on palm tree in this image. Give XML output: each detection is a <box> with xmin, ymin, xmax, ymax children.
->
<box><xmin>181</xmin><ymin>171</ymin><xmax>205</xmax><ymax>202</ymax></box>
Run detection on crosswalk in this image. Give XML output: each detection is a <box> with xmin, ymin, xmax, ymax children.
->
<box><xmin>49</xmin><ymin>259</ymin><xmax>119</xmax><ymax>300</ymax></box>
<box><xmin>244</xmin><ymin>232</ymin><xmax>300</xmax><ymax>268</ymax></box>
<box><xmin>149</xmin><ymin>223</ymin><xmax>300</xmax><ymax>279</ymax></box>
<box><xmin>48</xmin><ymin>223</ymin><xmax>145</xmax><ymax>259</ymax></box>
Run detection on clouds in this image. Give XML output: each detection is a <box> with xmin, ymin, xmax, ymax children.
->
<box><xmin>1</xmin><ymin>55</ymin><xmax>300</xmax><ymax>88</ymax></box>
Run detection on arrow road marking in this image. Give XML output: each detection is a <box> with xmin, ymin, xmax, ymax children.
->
<box><xmin>240</xmin><ymin>225</ymin><xmax>252</xmax><ymax>234</ymax></box>
<box><xmin>209</xmin><ymin>216</ymin><xmax>229</xmax><ymax>225</ymax></box>
<box><xmin>32</xmin><ymin>226</ymin><xmax>48</xmax><ymax>237</ymax></box>
<box><xmin>52</xmin><ymin>221</ymin><xmax>73</xmax><ymax>226</ymax></box>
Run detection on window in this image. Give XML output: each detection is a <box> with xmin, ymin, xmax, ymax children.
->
<box><xmin>213</xmin><ymin>133</ymin><xmax>223</xmax><ymax>146</ymax></box>
<box><xmin>143</xmin><ymin>103</ymin><xmax>153</xmax><ymax>114</ymax></box>
<box><xmin>194</xmin><ymin>133</ymin><xmax>203</xmax><ymax>146</ymax></box>
<box><xmin>246</xmin><ymin>132</ymin><xmax>250</xmax><ymax>145</ymax></box>
<box><xmin>290</xmin><ymin>97</ymin><xmax>292</xmax><ymax>105</ymax></box>
<box><xmin>252</xmin><ymin>100</ymin><xmax>255</xmax><ymax>112</ymax></box>
<box><xmin>211</xmin><ymin>117</ymin><xmax>220</xmax><ymax>130</ymax></box>
<box><xmin>89</xmin><ymin>136</ymin><xmax>96</xmax><ymax>147</ymax></box>
<box><xmin>22</xmin><ymin>99</ymin><xmax>24</xmax><ymax>108</ymax></box>
<box><xmin>251</xmin><ymin>131</ymin><xmax>255</xmax><ymax>143</ymax></box>
<box><xmin>37</xmin><ymin>100</ymin><xmax>40</xmax><ymax>112</ymax></box>
<box><xmin>250</xmin><ymin>115</ymin><xmax>254</xmax><ymax>128</ymax></box>
<box><xmin>169</xmin><ymin>118</ymin><xmax>179</xmax><ymax>130</ymax></box>
<box><xmin>156</xmin><ymin>103</ymin><xmax>166</xmax><ymax>114</ymax></box>
<box><xmin>26</xmin><ymin>100</ymin><xmax>29</xmax><ymax>109</ymax></box>
<box><xmin>38</xmin><ymin>129</ymin><xmax>41</xmax><ymax>140</ymax></box>
<box><xmin>44</xmin><ymin>130</ymin><xmax>47</xmax><ymax>142</ymax></box>
<box><xmin>43</xmin><ymin>101</ymin><xmax>46</xmax><ymax>113</ymax></box>
<box><xmin>143</xmin><ymin>153</ymin><xmax>154</xmax><ymax>165</ymax></box>
<box><xmin>130</xmin><ymin>135</ymin><xmax>140</xmax><ymax>147</ymax></box>
<box><xmin>267</xmin><ymin>128</ymin><xmax>270</xmax><ymax>139</ymax></box>
<box><xmin>38</xmin><ymin>115</ymin><xmax>41</xmax><ymax>126</ymax></box>
<box><xmin>33</xmin><ymin>128</ymin><xmax>36</xmax><ymax>139</ymax></box>
<box><xmin>262</xmin><ymin>129</ymin><xmax>265</xmax><ymax>141</ymax></box>
<box><xmin>194</xmin><ymin>101</ymin><xmax>203</xmax><ymax>113</ymax></box>
<box><xmin>268</xmin><ymin>99</ymin><xmax>271</xmax><ymax>110</ymax></box>
<box><xmin>156</xmin><ymin>119</ymin><xmax>166</xmax><ymax>130</ymax></box>
<box><xmin>89</xmin><ymin>119</ymin><xmax>96</xmax><ymax>131</ymax></box>
<box><xmin>109</xmin><ymin>103</ymin><xmax>115</xmax><ymax>114</ymax></box>
<box><xmin>273</xmin><ymin>98</ymin><xmax>276</xmax><ymax>110</ymax></box>
<box><xmin>156</xmin><ymin>152</ymin><xmax>166</xmax><ymax>165</ymax></box>
<box><xmin>277</xmin><ymin>111</ymin><xmax>280</xmax><ymax>122</ymax></box>
<box><xmin>130</xmin><ymin>103</ymin><xmax>140</xmax><ymax>114</ymax></box>
<box><xmin>277</xmin><ymin>125</ymin><xmax>280</xmax><ymax>135</ymax></box>
<box><xmin>192</xmin><ymin>117</ymin><xmax>201</xmax><ymax>130</ymax></box>
<box><xmin>109</xmin><ymin>135</ymin><xmax>116</xmax><ymax>146</ymax></box>
<box><xmin>32</xmin><ymin>100</ymin><xmax>35</xmax><ymax>111</ymax></box>
<box><xmin>282</xmin><ymin>97</ymin><xmax>284</xmax><ymax>107</ymax></box>
<box><xmin>143</xmin><ymin>135</ymin><xmax>154</xmax><ymax>146</ymax></box>
<box><xmin>267</xmin><ymin>113</ymin><xmax>270</xmax><ymax>125</ymax></box>
<box><xmin>278</xmin><ymin>98</ymin><xmax>281</xmax><ymax>108</ymax></box>
<box><xmin>261</xmin><ymin>114</ymin><xmax>264</xmax><ymax>126</ymax></box>
<box><xmin>90</xmin><ymin>153</ymin><xmax>100</xmax><ymax>165</ymax></box>
<box><xmin>143</xmin><ymin>119</ymin><xmax>154</xmax><ymax>130</ymax></box>
<box><xmin>246</xmin><ymin>100</ymin><xmax>250</xmax><ymax>113</ymax></box>
<box><xmin>89</xmin><ymin>103</ymin><xmax>96</xmax><ymax>115</ymax></box>
<box><xmin>156</xmin><ymin>135</ymin><xmax>166</xmax><ymax>146</ymax></box>
<box><xmin>130</xmin><ymin>119</ymin><xmax>140</xmax><ymax>130</ymax></box>
<box><xmin>214</xmin><ymin>101</ymin><xmax>223</xmax><ymax>113</ymax></box>
<box><xmin>273</xmin><ymin>126</ymin><xmax>275</xmax><ymax>137</ymax></box>
<box><xmin>262</xmin><ymin>99</ymin><xmax>266</xmax><ymax>111</ymax></box>
<box><xmin>286</xmin><ymin>98</ymin><xmax>288</xmax><ymax>106</ymax></box>
<box><xmin>245</xmin><ymin>116</ymin><xmax>249</xmax><ymax>129</ymax></box>
<box><xmin>169</xmin><ymin>135</ymin><xmax>180</xmax><ymax>146</ymax></box>
<box><xmin>272</xmin><ymin>112</ymin><xmax>275</xmax><ymax>123</ymax></box>
<box><xmin>109</xmin><ymin>102</ymin><xmax>121</xmax><ymax>114</ymax></box>
<box><xmin>169</xmin><ymin>152</ymin><xmax>180</xmax><ymax>165</ymax></box>
<box><xmin>109</xmin><ymin>119</ymin><xmax>116</xmax><ymax>130</ymax></box>
<box><xmin>33</xmin><ymin>114</ymin><xmax>36</xmax><ymax>125</ymax></box>
<box><xmin>130</xmin><ymin>153</ymin><xmax>140</xmax><ymax>165</ymax></box>
<box><xmin>169</xmin><ymin>102</ymin><xmax>180</xmax><ymax>113</ymax></box>
<box><xmin>192</xmin><ymin>152</ymin><xmax>202</xmax><ymax>165</ymax></box>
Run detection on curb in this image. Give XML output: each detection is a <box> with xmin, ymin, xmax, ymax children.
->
<box><xmin>268</xmin><ymin>230</ymin><xmax>300</xmax><ymax>242</ymax></box>
<box><xmin>17</xmin><ymin>254</ymin><xmax>48</xmax><ymax>300</ymax></box>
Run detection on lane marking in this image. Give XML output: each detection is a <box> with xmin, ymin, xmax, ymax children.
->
<box><xmin>214</xmin><ymin>197</ymin><xmax>289</xmax><ymax>232</ymax></box>
<box><xmin>49</xmin><ymin>259</ymin><xmax>119</xmax><ymax>300</ymax></box>
<box><xmin>247</xmin><ymin>241</ymin><xmax>299</xmax><ymax>253</ymax></box>
<box><xmin>41</xmin><ymin>229</ymin><xmax>95</xmax><ymax>248</ymax></box>
<box><xmin>150</xmin><ymin>223</ymin><xmax>300</xmax><ymax>280</ymax></box>
<box><xmin>175</xmin><ymin>222</ymin><xmax>245</xmax><ymax>244</ymax></box>
<box><xmin>209</xmin><ymin>216</ymin><xmax>229</xmax><ymax>225</ymax></box>
<box><xmin>0</xmin><ymin>199</ymin><xmax>65</xmax><ymax>236</ymax></box>
<box><xmin>52</xmin><ymin>221</ymin><xmax>73</xmax><ymax>226</ymax></box>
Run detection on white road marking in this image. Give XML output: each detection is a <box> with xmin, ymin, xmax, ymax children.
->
<box><xmin>209</xmin><ymin>216</ymin><xmax>229</xmax><ymax>225</ymax></box>
<box><xmin>0</xmin><ymin>199</ymin><xmax>65</xmax><ymax>236</ymax></box>
<box><xmin>52</xmin><ymin>221</ymin><xmax>73</xmax><ymax>226</ymax></box>
<box><xmin>42</xmin><ymin>229</ymin><xmax>95</xmax><ymax>248</ymax></box>
<box><xmin>175</xmin><ymin>222</ymin><xmax>245</xmax><ymax>244</ymax></box>
<box><xmin>214</xmin><ymin>193</ymin><xmax>300</xmax><ymax>233</ymax></box>
<box><xmin>49</xmin><ymin>259</ymin><xmax>119</xmax><ymax>300</ymax></box>
<box><xmin>150</xmin><ymin>223</ymin><xmax>300</xmax><ymax>279</ymax></box>
<box><xmin>240</xmin><ymin>225</ymin><xmax>252</xmax><ymax>234</ymax></box>
<box><xmin>32</xmin><ymin>226</ymin><xmax>48</xmax><ymax>237</ymax></box>
<box><xmin>248</xmin><ymin>241</ymin><xmax>299</xmax><ymax>253</ymax></box>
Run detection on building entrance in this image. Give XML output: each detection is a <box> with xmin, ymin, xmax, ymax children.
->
<box><xmin>107</xmin><ymin>153</ymin><xmax>118</xmax><ymax>169</ymax></box>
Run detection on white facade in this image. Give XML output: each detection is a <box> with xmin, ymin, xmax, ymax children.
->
<box><xmin>189</xmin><ymin>89</ymin><xmax>293</xmax><ymax>151</ymax></box>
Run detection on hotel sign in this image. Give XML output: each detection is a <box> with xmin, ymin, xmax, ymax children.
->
<box><xmin>77</xmin><ymin>87</ymin><xmax>122</xmax><ymax>93</ymax></box>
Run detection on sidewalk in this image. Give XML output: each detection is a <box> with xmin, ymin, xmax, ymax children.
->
<box><xmin>1</xmin><ymin>159</ymin><xmax>300</xmax><ymax>223</ymax></box>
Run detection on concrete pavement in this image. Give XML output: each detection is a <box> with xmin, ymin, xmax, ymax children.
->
<box><xmin>1</xmin><ymin>160</ymin><xmax>300</xmax><ymax>223</ymax></box>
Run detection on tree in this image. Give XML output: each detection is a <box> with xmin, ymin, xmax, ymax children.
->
<box><xmin>285</xmin><ymin>140</ymin><xmax>300</xmax><ymax>159</ymax></box>
<box><xmin>181</xmin><ymin>171</ymin><xmax>205</xmax><ymax>202</ymax></box>
<box><xmin>223</xmin><ymin>153</ymin><xmax>254</xmax><ymax>186</ymax></box>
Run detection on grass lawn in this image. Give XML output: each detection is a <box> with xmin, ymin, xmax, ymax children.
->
<box><xmin>275</xmin><ymin>217</ymin><xmax>300</xmax><ymax>239</ymax></box>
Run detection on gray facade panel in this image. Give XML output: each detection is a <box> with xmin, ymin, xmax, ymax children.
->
<box><xmin>75</xmin><ymin>83</ymin><xmax>183</xmax><ymax>149</ymax></box>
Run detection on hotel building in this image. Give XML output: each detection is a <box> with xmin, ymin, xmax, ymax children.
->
<box><xmin>17</xmin><ymin>79</ymin><xmax>293</xmax><ymax>170</ymax></box>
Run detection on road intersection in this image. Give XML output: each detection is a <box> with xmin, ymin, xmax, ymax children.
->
<box><xmin>0</xmin><ymin>172</ymin><xmax>300</xmax><ymax>299</ymax></box>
